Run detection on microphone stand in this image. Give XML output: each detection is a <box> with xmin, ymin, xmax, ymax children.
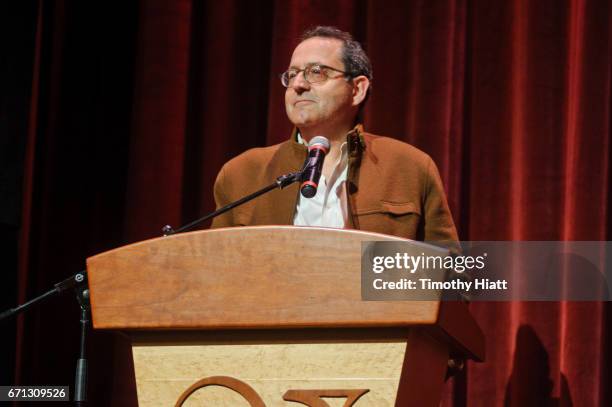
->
<box><xmin>0</xmin><ymin>169</ymin><xmax>303</xmax><ymax>404</ymax></box>
<box><xmin>74</xmin><ymin>283</ymin><xmax>89</xmax><ymax>406</ymax></box>
<box><xmin>162</xmin><ymin>170</ymin><xmax>302</xmax><ymax>235</ymax></box>
<box><xmin>0</xmin><ymin>271</ymin><xmax>87</xmax><ymax>322</ymax></box>
<box><xmin>0</xmin><ymin>271</ymin><xmax>88</xmax><ymax>405</ymax></box>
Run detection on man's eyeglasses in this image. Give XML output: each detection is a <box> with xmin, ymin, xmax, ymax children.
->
<box><xmin>280</xmin><ymin>64</ymin><xmax>349</xmax><ymax>87</ymax></box>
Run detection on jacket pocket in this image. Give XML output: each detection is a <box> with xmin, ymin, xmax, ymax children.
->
<box><xmin>379</xmin><ymin>201</ymin><xmax>421</xmax><ymax>216</ymax></box>
<box><xmin>354</xmin><ymin>201</ymin><xmax>421</xmax><ymax>239</ymax></box>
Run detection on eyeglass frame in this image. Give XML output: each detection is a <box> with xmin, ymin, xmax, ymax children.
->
<box><xmin>280</xmin><ymin>63</ymin><xmax>352</xmax><ymax>87</ymax></box>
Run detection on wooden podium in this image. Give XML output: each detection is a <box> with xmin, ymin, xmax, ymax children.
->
<box><xmin>86</xmin><ymin>226</ymin><xmax>484</xmax><ymax>406</ymax></box>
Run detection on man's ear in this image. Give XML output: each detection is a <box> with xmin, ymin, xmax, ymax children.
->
<box><xmin>351</xmin><ymin>76</ymin><xmax>370</xmax><ymax>106</ymax></box>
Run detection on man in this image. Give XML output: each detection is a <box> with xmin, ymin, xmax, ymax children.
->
<box><xmin>211</xmin><ymin>26</ymin><xmax>457</xmax><ymax>243</ymax></box>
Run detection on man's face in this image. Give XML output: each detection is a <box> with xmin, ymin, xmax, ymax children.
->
<box><xmin>284</xmin><ymin>37</ymin><xmax>355</xmax><ymax>131</ymax></box>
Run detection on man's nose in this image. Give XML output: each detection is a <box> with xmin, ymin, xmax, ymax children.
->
<box><xmin>290</xmin><ymin>71</ymin><xmax>310</xmax><ymax>93</ymax></box>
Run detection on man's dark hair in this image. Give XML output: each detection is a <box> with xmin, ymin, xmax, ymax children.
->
<box><xmin>300</xmin><ymin>26</ymin><xmax>373</xmax><ymax>117</ymax></box>
<box><xmin>300</xmin><ymin>26</ymin><xmax>373</xmax><ymax>82</ymax></box>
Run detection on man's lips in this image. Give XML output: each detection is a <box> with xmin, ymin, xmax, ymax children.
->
<box><xmin>294</xmin><ymin>99</ymin><xmax>315</xmax><ymax>106</ymax></box>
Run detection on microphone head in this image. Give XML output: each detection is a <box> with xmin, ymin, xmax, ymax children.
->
<box><xmin>308</xmin><ymin>136</ymin><xmax>330</xmax><ymax>151</ymax></box>
<box><xmin>301</xmin><ymin>184</ymin><xmax>317</xmax><ymax>198</ymax></box>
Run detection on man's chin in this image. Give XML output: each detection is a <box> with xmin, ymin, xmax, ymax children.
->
<box><xmin>288</xmin><ymin>114</ymin><xmax>319</xmax><ymax>129</ymax></box>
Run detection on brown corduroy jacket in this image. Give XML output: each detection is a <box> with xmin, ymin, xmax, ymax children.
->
<box><xmin>211</xmin><ymin>126</ymin><xmax>458</xmax><ymax>242</ymax></box>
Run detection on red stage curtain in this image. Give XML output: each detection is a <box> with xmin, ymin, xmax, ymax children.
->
<box><xmin>12</xmin><ymin>0</ymin><xmax>611</xmax><ymax>405</ymax></box>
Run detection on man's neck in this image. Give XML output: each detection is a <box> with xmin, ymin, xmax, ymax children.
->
<box><xmin>298</xmin><ymin>123</ymin><xmax>354</xmax><ymax>152</ymax></box>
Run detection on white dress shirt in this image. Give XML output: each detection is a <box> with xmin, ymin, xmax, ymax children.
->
<box><xmin>293</xmin><ymin>134</ymin><xmax>349</xmax><ymax>228</ymax></box>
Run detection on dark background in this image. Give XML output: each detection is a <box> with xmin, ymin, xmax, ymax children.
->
<box><xmin>1</xmin><ymin>0</ymin><xmax>611</xmax><ymax>405</ymax></box>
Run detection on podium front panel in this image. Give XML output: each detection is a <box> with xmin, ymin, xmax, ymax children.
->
<box><xmin>130</xmin><ymin>328</ymin><xmax>449</xmax><ymax>407</ymax></box>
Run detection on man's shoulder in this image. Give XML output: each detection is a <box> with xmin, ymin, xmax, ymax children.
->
<box><xmin>221</xmin><ymin>140</ymin><xmax>293</xmax><ymax>172</ymax></box>
<box><xmin>362</xmin><ymin>132</ymin><xmax>433</xmax><ymax>167</ymax></box>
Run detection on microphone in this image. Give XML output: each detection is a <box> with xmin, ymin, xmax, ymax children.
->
<box><xmin>300</xmin><ymin>136</ymin><xmax>330</xmax><ymax>198</ymax></box>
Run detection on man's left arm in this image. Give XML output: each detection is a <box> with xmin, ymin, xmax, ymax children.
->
<box><xmin>422</xmin><ymin>157</ymin><xmax>459</xmax><ymax>243</ymax></box>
